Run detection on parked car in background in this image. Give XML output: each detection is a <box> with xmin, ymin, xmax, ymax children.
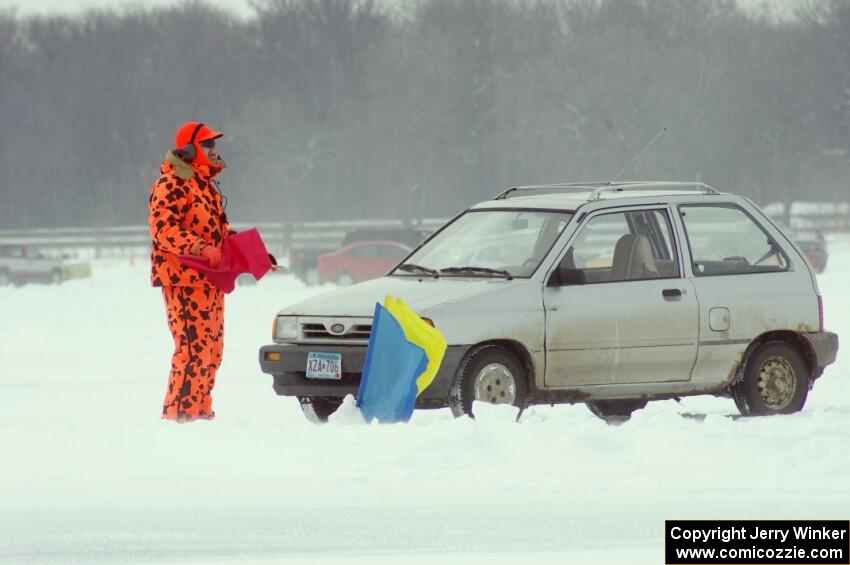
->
<box><xmin>318</xmin><ymin>240</ymin><xmax>412</xmax><ymax>285</ymax></box>
<box><xmin>261</xmin><ymin>181</ymin><xmax>838</xmax><ymax>423</ymax></box>
<box><xmin>289</xmin><ymin>225</ymin><xmax>433</xmax><ymax>285</ymax></box>
<box><xmin>789</xmin><ymin>227</ymin><xmax>828</xmax><ymax>273</ymax></box>
<box><xmin>0</xmin><ymin>244</ymin><xmax>91</xmax><ymax>286</ymax></box>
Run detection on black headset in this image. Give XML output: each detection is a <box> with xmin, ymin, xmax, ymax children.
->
<box><xmin>180</xmin><ymin>122</ymin><xmax>206</xmax><ymax>161</ymax></box>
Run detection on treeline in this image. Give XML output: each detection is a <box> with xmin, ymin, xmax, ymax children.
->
<box><xmin>1</xmin><ymin>0</ymin><xmax>849</xmax><ymax>229</ymax></box>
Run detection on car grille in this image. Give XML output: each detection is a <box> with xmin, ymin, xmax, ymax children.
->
<box><xmin>298</xmin><ymin>319</ymin><xmax>372</xmax><ymax>343</ymax></box>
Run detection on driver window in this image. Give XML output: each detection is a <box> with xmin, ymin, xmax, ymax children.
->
<box><xmin>563</xmin><ymin>209</ymin><xmax>679</xmax><ymax>283</ymax></box>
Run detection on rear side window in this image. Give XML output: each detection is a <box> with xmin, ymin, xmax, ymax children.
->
<box><xmin>678</xmin><ymin>205</ymin><xmax>789</xmax><ymax>276</ymax></box>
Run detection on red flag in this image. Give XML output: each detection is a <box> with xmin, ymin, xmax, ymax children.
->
<box><xmin>178</xmin><ymin>228</ymin><xmax>272</xmax><ymax>293</ymax></box>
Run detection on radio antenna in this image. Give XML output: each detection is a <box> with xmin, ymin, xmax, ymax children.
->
<box><xmin>610</xmin><ymin>128</ymin><xmax>667</xmax><ymax>183</ymax></box>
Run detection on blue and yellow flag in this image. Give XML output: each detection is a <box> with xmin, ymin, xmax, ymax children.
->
<box><xmin>383</xmin><ymin>296</ymin><xmax>447</xmax><ymax>396</ymax></box>
<box><xmin>356</xmin><ymin>296</ymin><xmax>447</xmax><ymax>423</ymax></box>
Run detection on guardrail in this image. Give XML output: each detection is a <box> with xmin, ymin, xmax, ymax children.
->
<box><xmin>0</xmin><ymin>218</ymin><xmax>450</xmax><ymax>259</ymax></box>
<box><xmin>761</xmin><ymin>202</ymin><xmax>850</xmax><ymax>232</ymax></box>
<box><xmin>0</xmin><ymin>202</ymin><xmax>846</xmax><ymax>259</ymax></box>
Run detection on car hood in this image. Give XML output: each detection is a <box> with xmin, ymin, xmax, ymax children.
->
<box><xmin>280</xmin><ymin>276</ymin><xmax>523</xmax><ymax>317</ymax></box>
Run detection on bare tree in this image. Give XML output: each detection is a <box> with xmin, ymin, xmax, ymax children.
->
<box><xmin>0</xmin><ymin>0</ymin><xmax>847</xmax><ymax>229</ymax></box>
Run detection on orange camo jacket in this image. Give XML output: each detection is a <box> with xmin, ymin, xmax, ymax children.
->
<box><xmin>149</xmin><ymin>150</ymin><xmax>235</xmax><ymax>287</ymax></box>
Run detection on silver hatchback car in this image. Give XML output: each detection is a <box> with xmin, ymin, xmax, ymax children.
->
<box><xmin>260</xmin><ymin>182</ymin><xmax>839</xmax><ymax>422</ymax></box>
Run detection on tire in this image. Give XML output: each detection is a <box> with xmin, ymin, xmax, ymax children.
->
<box><xmin>50</xmin><ymin>269</ymin><xmax>63</xmax><ymax>285</ymax></box>
<box><xmin>586</xmin><ymin>399</ymin><xmax>647</xmax><ymax>425</ymax></box>
<box><xmin>731</xmin><ymin>341</ymin><xmax>808</xmax><ymax>416</ymax></box>
<box><xmin>0</xmin><ymin>269</ymin><xmax>9</xmax><ymax>287</ymax></box>
<box><xmin>449</xmin><ymin>345</ymin><xmax>528</xmax><ymax>418</ymax></box>
<box><xmin>298</xmin><ymin>396</ymin><xmax>343</xmax><ymax>424</ymax></box>
<box><xmin>335</xmin><ymin>272</ymin><xmax>356</xmax><ymax>286</ymax></box>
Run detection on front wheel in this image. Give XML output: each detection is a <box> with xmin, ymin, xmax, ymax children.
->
<box><xmin>298</xmin><ymin>396</ymin><xmax>343</xmax><ymax>424</ymax></box>
<box><xmin>50</xmin><ymin>269</ymin><xmax>63</xmax><ymax>285</ymax></box>
<box><xmin>731</xmin><ymin>341</ymin><xmax>808</xmax><ymax>416</ymax></box>
<box><xmin>449</xmin><ymin>345</ymin><xmax>528</xmax><ymax>418</ymax></box>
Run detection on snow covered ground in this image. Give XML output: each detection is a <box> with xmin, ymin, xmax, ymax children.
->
<box><xmin>1</xmin><ymin>237</ymin><xmax>848</xmax><ymax>565</ymax></box>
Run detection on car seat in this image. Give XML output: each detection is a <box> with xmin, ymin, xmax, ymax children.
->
<box><xmin>606</xmin><ymin>234</ymin><xmax>658</xmax><ymax>281</ymax></box>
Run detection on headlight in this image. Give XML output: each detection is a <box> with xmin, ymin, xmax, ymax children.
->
<box><xmin>274</xmin><ymin>316</ymin><xmax>298</xmax><ymax>340</ymax></box>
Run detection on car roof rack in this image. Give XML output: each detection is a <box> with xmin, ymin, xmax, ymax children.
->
<box><xmin>494</xmin><ymin>182</ymin><xmax>609</xmax><ymax>200</ymax></box>
<box><xmin>494</xmin><ymin>181</ymin><xmax>720</xmax><ymax>201</ymax></box>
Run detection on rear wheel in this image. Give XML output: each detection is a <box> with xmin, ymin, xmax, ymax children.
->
<box><xmin>0</xmin><ymin>269</ymin><xmax>9</xmax><ymax>287</ymax></box>
<box><xmin>298</xmin><ymin>396</ymin><xmax>343</xmax><ymax>424</ymax></box>
<box><xmin>449</xmin><ymin>345</ymin><xmax>528</xmax><ymax>418</ymax></box>
<box><xmin>586</xmin><ymin>399</ymin><xmax>647</xmax><ymax>424</ymax></box>
<box><xmin>731</xmin><ymin>341</ymin><xmax>808</xmax><ymax>416</ymax></box>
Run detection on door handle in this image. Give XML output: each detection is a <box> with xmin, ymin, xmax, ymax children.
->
<box><xmin>662</xmin><ymin>288</ymin><xmax>682</xmax><ymax>298</ymax></box>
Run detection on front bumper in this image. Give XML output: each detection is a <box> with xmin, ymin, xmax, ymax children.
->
<box><xmin>258</xmin><ymin>342</ymin><xmax>470</xmax><ymax>406</ymax></box>
<box><xmin>803</xmin><ymin>331</ymin><xmax>839</xmax><ymax>371</ymax></box>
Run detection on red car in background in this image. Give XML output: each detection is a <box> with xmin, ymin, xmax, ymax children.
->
<box><xmin>318</xmin><ymin>241</ymin><xmax>412</xmax><ymax>285</ymax></box>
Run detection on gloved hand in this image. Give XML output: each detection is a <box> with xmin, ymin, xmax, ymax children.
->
<box><xmin>268</xmin><ymin>253</ymin><xmax>279</xmax><ymax>272</ymax></box>
<box><xmin>199</xmin><ymin>244</ymin><xmax>222</xmax><ymax>268</ymax></box>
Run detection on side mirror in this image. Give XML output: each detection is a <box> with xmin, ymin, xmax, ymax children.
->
<box><xmin>548</xmin><ymin>266</ymin><xmax>585</xmax><ymax>287</ymax></box>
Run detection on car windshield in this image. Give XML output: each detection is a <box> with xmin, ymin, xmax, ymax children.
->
<box><xmin>394</xmin><ymin>209</ymin><xmax>573</xmax><ymax>278</ymax></box>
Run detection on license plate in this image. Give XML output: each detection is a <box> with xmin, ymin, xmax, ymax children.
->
<box><xmin>306</xmin><ymin>352</ymin><xmax>342</xmax><ymax>380</ymax></box>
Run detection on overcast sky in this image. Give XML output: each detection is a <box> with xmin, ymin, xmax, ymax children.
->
<box><xmin>0</xmin><ymin>0</ymin><xmax>812</xmax><ymax>21</ymax></box>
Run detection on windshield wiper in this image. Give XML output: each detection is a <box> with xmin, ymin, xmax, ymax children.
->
<box><xmin>396</xmin><ymin>263</ymin><xmax>440</xmax><ymax>277</ymax></box>
<box><xmin>440</xmin><ymin>266</ymin><xmax>513</xmax><ymax>280</ymax></box>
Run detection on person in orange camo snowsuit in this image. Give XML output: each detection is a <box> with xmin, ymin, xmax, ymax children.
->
<box><xmin>149</xmin><ymin>122</ymin><xmax>233</xmax><ymax>422</ymax></box>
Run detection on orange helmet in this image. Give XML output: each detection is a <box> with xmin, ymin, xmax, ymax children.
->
<box><xmin>174</xmin><ymin>121</ymin><xmax>223</xmax><ymax>167</ymax></box>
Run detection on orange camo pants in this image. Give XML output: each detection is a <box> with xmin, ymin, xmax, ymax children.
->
<box><xmin>161</xmin><ymin>286</ymin><xmax>224</xmax><ymax>421</ymax></box>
